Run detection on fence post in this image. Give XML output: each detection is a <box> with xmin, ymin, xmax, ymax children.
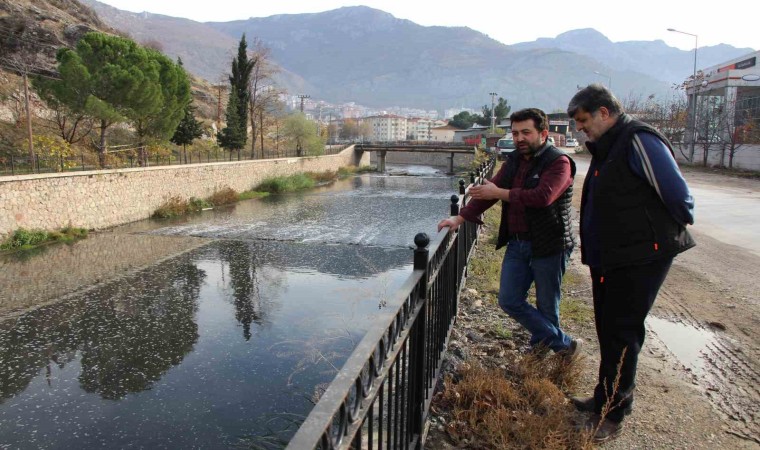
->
<box><xmin>10</xmin><ymin>155</ymin><xmax>14</xmax><ymax>176</ymax></box>
<box><xmin>81</xmin><ymin>154</ymin><xmax>85</xmax><ymax>171</ymax></box>
<box><xmin>409</xmin><ymin>232</ymin><xmax>429</xmax><ymax>448</ymax></box>
<box><xmin>450</xmin><ymin>194</ymin><xmax>459</xmax><ymax>217</ymax></box>
<box><xmin>458</xmin><ymin>179</ymin><xmax>465</xmax><ymax>195</ymax></box>
<box><xmin>469</xmin><ymin>172</ymin><xmax>475</xmax><ymax>184</ymax></box>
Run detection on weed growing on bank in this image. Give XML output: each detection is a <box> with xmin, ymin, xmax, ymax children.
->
<box><xmin>255</xmin><ymin>174</ymin><xmax>315</xmax><ymax>193</ymax></box>
<box><xmin>152</xmin><ymin>167</ymin><xmax>377</xmax><ymax>219</ymax></box>
<box><xmin>1</xmin><ymin>227</ymin><xmax>88</xmax><ymax>251</ymax></box>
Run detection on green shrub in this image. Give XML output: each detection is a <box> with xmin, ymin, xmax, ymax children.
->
<box><xmin>0</xmin><ymin>227</ymin><xmax>88</xmax><ymax>251</ymax></box>
<box><xmin>188</xmin><ymin>197</ymin><xmax>212</xmax><ymax>212</ymax></box>
<box><xmin>255</xmin><ymin>174</ymin><xmax>315</xmax><ymax>193</ymax></box>
<box><xmin>238</xmin><ymin>190</ymin><xmax>268</xmax><ymax>200</ymax></box>
<box><xmin>1</xmin><ymin>228</ymin><xmax>49</xmax><ymax>250</ymax></box>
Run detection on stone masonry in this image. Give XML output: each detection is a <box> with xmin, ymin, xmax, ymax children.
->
<box><xmin>0</xmin><ymin>146</ymin><xmax>370</xmax><ymax>235</ymax></box>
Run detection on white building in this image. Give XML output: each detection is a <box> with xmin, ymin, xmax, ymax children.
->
<box><xmin>365</xmin><ymin>114</ymin><xmax>408</xmax><ymax>142</ymax></box>
<box><xmin>407</xmin><ymin>117</ymin><xmax>434</xmax><ymax>141</ymax></box>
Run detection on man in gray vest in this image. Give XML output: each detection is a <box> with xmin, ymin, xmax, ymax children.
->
<box><xmin>566</xmin><ymin>85</ymin><xmax>695</xmax><ymax>443</ymax></box>
<box><xmin>438</xmin><ymin>108</ymin><xmax>580</xmax><ymax>357</ymax></box>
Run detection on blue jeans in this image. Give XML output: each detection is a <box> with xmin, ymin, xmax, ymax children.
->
<box><xmin>497</xmin><ymin>240</ymin><xmax>573</xmax><ymax>352</ymax></box>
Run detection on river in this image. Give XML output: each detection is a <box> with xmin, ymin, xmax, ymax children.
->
<box><xmin>0</xmin><ymin>165</ymin><xmax>461</xmax><ymax>448</ymax></box>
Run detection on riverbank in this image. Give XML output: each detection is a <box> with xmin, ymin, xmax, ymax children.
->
<box><xmin>423</xmin><ymin>158</ymin><xmax>758</xmax><ymax>449</ymax></box>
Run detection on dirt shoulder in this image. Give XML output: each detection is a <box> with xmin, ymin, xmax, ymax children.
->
<box><xmin>424</xmin><ymin>158</ymin><xmax>760</xmax><ymax>449</ymax></box>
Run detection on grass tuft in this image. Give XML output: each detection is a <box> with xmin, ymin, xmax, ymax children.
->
<box><xmin>207</xmin><ymin>187</ymin><xmax>238</xmax><ymax>206</ymax></box>
<box><xmin>255</xmin><ymin>174</ymin><xmax>315</xmax><ymax>193</ymax></box>
<box><xmin>437</xmin><ymin>361</ymin><xmax>590</xmax><ymax>449</ymax></box>
<box><xmin>1</xmin><ymin>227</ymin><xmax>88</xmax><ymax>251</ymax></box>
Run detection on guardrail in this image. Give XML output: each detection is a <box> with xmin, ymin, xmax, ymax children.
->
<box><xmin>286</xmin><ymin>157</ymin><xmax>496</xmax><ymax>449</ymax></box>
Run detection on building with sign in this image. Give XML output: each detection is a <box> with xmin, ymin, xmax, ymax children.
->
<box><xmin>683</xmin><ymin>50</ymin><xmax>760</xmax><ymax>169</ymax></box>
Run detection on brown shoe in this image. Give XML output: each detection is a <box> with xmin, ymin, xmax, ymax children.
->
<box><xmin>584</xmin><ymin>413</ymin><xmax>624</xmax><ymax>443</ymax></box>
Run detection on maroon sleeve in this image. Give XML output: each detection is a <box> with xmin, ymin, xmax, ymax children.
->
<box><xmin>509</xmin><ymin>156</ymin><xmax>572</xmax><ymax>208</ymax></box>
<box><xmin>457</xmin><ymin>161</ymin><xmax>511</xmax><ymax>224</ymax></box>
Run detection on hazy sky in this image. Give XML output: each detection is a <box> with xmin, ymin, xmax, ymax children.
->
<box><xmin>95</xmin><ymin>0</ymin><xmax>758</xmax><ymax>53</ymax></box>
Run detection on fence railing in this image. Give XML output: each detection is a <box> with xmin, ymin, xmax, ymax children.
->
<box><xmin>0</xmin><ymin>144</ymin><xmax>351</xmax><ymax>177</ymax></box>
<box><xmin>286</xmin><ymin>157</ymin><xmax>496</xmax><ymax>450</ymax></box>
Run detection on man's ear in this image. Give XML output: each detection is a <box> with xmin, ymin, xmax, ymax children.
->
<box><xmin>598</xmin><ymin>106</ymin><xmax>610</xmax><ymax>121</ymax></box>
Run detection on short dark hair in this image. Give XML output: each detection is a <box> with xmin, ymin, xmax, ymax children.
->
<box><xmin>567</xmin><ymin>83</ymin><xmax>623</xmax><ymax>117</ymax></box>
<box><xmin>509</xmin><ymin>108</ymin><xmax>549</xmax><ymax>132</ymax></box>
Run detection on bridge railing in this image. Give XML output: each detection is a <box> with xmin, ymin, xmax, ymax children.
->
<box><xmin>286</xmin><ymin>157</ymin><xmax>496</xmax><ymax>450</ymax></box>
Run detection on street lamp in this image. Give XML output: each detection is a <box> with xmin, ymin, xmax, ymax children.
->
<box><xmin>489</xmin><ymin>92</ymin><xmax>497</xmax><ymax>133</ymax></box>
<box><xmin>593</xmin><ymin>71</ymin><xmax>611</xmax><ymax>90</ymax></box>
<box><xmin>668</xmin><ymin>28</ymin><xmax>698</xmax><ymax>162</ymax></box>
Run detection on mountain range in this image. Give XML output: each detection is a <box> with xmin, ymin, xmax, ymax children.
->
<box><xmin>55</xmin><ymin>2</ymin><xmax>760</xmax><ymax>112</ymax></box>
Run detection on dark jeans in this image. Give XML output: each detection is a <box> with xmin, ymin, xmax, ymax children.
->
<box><xmin>590</xmin><ymin>257</ymin><xmax>673</xmax><ymax>423</ymax></box>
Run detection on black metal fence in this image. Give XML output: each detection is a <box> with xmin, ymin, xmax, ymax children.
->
<box><xmin>0</xmin><ymin>145</ymin><xmax>351</xmax><ymax>177</ymax></box>
<box><xmin>286</xmin><ymin>157</ymin><xmax>496</xmax><ymax>450</ymax></box>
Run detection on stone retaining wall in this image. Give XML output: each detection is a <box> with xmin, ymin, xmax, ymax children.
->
<box><xmin>0</xmin><ymin>146</ymin><xmax>369</xmax><ymax>235</ymax></box>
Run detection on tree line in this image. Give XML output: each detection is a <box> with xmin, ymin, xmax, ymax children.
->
<box><xmin>1</xmin><ymin>29</ymin><xmax>328</xmax><ymax>171</ymax></box>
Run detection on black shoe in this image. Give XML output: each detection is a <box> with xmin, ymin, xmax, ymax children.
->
<box><xmin>570</xmin><ymin>396</ymin><xmax>633</xmax><ymax>416</ymax></box>
<box><xmin>584</xmin><ymin>413</ymin><xmax>624</xmax><ymax>443</ymax></box>
<box><xmin>571</xmin><ymin>395</ymin><xmax>595</xmax><ymax>413</ymax></box>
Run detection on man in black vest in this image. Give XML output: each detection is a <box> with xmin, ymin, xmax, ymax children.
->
<box><xmin>438</xmin><ymin>108</ymin><xmax>580</xmax><ymax>357</ymax></box>
<box><xmin>566</xmin><ymin>85</ymin><xmax>695</xmax><ymax>443</ymax></box>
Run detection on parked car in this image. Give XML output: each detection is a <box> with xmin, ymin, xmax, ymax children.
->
<box><xmin>565</xmin><ymin>138</ymin><xmax>579</xmax><ymax>147</ymax></box>
<box><xmin>547</xmin><ymin>136</ymin><xmax>555</xmax><ymax>146</ymax></box>
<box><xmin>496</xmin><ymin>137</ymin><xmax>516</xmax><ymax>157</ymax></box>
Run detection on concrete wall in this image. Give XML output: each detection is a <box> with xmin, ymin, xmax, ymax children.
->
<box><xmin>674</xmin><ymin>144</ymin><xmax>760</xmax><ymax>171</ymax></box>
<box><xmin>0</xmin><ymin>146</ymin><xmax>369</xmax><ymax>235</ymax></box>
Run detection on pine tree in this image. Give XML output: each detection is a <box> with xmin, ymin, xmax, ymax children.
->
<box><xmin>171</xmin><ymin>105</ymin><xmax>204</xmax><ymax>163</ymax></box>
<box><xmin>228</xmin><ymin>34</ymin><xmax>256</xmax><ymax>150</ymax></box>
<box><xmin>217</xmin><ymin>85</ymin><xmax>246</xmax><ymax>158</ymax></box>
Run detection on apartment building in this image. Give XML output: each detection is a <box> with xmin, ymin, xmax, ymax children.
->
<box><xmin>365</xmin><ymin>114</ymin><xmax>408</xmax><ymax>142</ymax></box>
<box><xmin>406</xmin><ymin>117</ymin><xmax>434</xmax><ymax>141</ymax></box>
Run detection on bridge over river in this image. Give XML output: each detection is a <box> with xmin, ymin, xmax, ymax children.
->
<box><xmin>355</xmin><ymin>143</ymin><xmax>477</xmax><ymax>174</ymax></box>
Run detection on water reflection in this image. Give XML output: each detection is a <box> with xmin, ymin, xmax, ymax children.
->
<box><xmin>0</xmin><ymin>232</ymin><xmax>207</xmax><ymax>317</ymax></box>
<box><xmin>0</xmin><ymin>167</ymin><xmax>459</xmax><ymax>447</ymax></box>
<box><xmin>0</xmin><ymin>239</ymin><xmax>412</xmax><ymax>447</ymax></box>
<box><xmin>0</xmin><ymin>255</ymin><xmax>204</xmax><ymax>402</ymax></box>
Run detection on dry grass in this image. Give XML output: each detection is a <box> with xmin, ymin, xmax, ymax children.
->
<box><xmin>207</xmin><ymin>187</ymin><xmax>238</xmax><ymax>206</ymax></box>
<box><xmin>426</xmin><ymin>166</ymin><xmax>597</xmax><ymax>449</ymax></box>
<box><xmin>437</xmin><ymin>359</ymin><xmax>590</xmax><ymax>450</ymax></box>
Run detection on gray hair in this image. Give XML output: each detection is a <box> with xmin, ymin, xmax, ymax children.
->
<box><xmin>567</xmin><ymin>84</ymin><xmax>623</xmax><ymax>117</ymax></box>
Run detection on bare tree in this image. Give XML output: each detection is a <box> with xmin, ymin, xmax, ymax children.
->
<box><xmin>718</xmin><ymin>98</ymin><xmax>760</xmax><ymax>169</ymax></box>
<box><xmin>694</xmin><ymin>95</ymin><xmax>725</xmax><ymax>167</ymax></box>
<box><xmin>247</xmin><ymin>38</ymin><xmax>280</xmax><ymax>158</ymax></box>
<box><xmin>0</xmin><ymin>19</ymin><xmax>53</xmax><ymax>162</ymax></box>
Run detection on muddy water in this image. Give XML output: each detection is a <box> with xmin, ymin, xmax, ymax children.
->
<box><xmin>647</xmin><ymin>316</ymin><xmax>719</xmax><ymax>377</ymax></box>
<box><xmin>0</xmin><ymin>167</ymin><xmax>461</xmax><ymax>448</ymax></box>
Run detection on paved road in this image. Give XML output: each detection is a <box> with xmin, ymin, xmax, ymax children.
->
<box><xmin>573</xmin><ymin>155</ymin><xmax>760</xmax><ymax>257</ymax></box>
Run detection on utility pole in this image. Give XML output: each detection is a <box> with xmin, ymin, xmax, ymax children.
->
<box><xmin>489</xmin><ymin>92</ymin><xmax>497</xmax><ymax>134</ymax></box>
<box><xmin>216</xmin><ymin>81</ymin><xmax>224</xmax><ymax>134</ymax></box>
<box><xmin>296</xmin><ymin>94</ymin><xmax>309</xmax><ymax>156</ymax></box>
<box><xmin>297</xmin><ymin>94</ymin><xmax>310</xmax><ymax>113</ymax></box>
<box><xmin>22</xmin><ymin>71</ymin><xmax>34</xmax><ymax>162</ymax></box>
